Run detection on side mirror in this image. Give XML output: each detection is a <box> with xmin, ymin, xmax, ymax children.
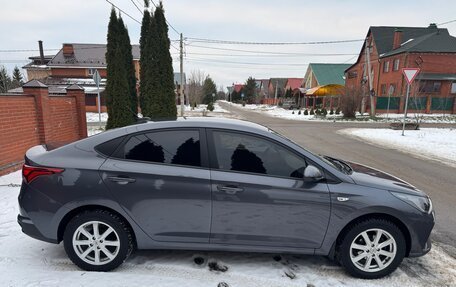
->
<box><xmin>304</xmin><ymin>165</ymin><xmax>324</xmax><ymax>182</ymax></box>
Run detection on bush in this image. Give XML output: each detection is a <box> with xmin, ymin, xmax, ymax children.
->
<box><xmin>292</xmin><ymin>110</ymin><xmax>295</xmax><ymax>114</ymax></box>
<box><xmin>339</xmin><ymin>88</ymin><xmax>362</xmax><ymax>118</ymax></box>
<box><xmin>310</xmin><ymin>108</ymin><xmax>314</xmax><ymax>115</ymax></box>
<box><xmin>315</xmin><ymin>109</ymin><xmax>321</xmax><ymax>115</ymax></box>
<box><xmin>336</xmin><ymin>107</ymin><xmax>341</xmax><ymax>115</ymax></box>
<box><xmin>329</xmin><ymin>108</ymin><xmax>334</xmax><ymax>115</ymax></box>
<box><xmin>278</xmin><ymin>101</ymin><xmax>283</xmax><ymax>107</ymax></box>
<box><xmin>298</xmin><ymin>110</ymin><xmax>301</xmax><ymax>115</ymax></box>
<box><xmin>322</xmin><ymin>108</ymin><xmax>328</xmax><ymax>117</ymax></box>
<box><xmin>304</xmin><ymin>109</ymin><xmax>308</xmax><ymax>115</ymax></box>
<box><xmin>242</xmin><ymin>101</ymin><xmax>246</xmax><ymax>107</ymax></box>
<box><xmin>207</xmin><ymin>102</ymin><xmax>214</xmax><ymax>111</ymax></box>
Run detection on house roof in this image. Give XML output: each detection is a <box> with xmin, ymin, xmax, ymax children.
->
<box><xmin>381</xmin><ymin>30</ymin><xmax>456</xmax><ymax>57</ymax></box>
<box><xmin>370</xmin><ymin>25</ymin><xmax>453</xmax><ymax>56</ymax></box>
<box><xmin>233</xmin><ymin>84</ymin><xmax>244</xmax><ymax>93</ymax></box>
<box><xmin>47</xmin><ymin>43</ymin><xmax>140</xmax><ymax>68</ymax></box>
<box><xmin>309</xmin><ymin>63</ymin><xmax>351</xmax><ymax>85</ymax></box>
<box><xmin>285</xmin><ymin>78</ymin><xmax>303</xmax><ymax>90</ymax></box>
<box><xmin>269</xmin><ymin>78</ymin><xmax>288</xmax><ymax>90</ymax></box>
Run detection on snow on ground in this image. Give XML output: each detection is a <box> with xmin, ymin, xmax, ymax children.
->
<box><xmin>86</xmin><ymin>112</ymin><xmax>108</xmax><ymax>123</ymax></box>
<box><xmin>223</xmin><ymin>101</ymin><xmax>456</xmax><ymax>123</ymax></box>
<box><xmin>1</xmin><ymin>171</ymin><xmax>455</xmax><ymax>286</ymax></box>
<box><xmin>340</xmin><ymin>128</ymin><xmax>456</xmax><ymax>168</ymax></box>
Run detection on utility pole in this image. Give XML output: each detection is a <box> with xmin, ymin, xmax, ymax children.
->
<box><xmin>274</xmin><ymin>80</ymin><xmax>278</xmax><ymax>105</ymax></box>
<box><xmin>364</xmin><ymin>38</ymin><xmax>376</xmax><ymax>116</ymax></box>
<box><xmin>179</xmin><ymin>33</ymin><xmax>184</xmax><ymax>117</ymax></box>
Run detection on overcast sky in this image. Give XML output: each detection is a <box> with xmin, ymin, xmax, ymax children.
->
<box><xmin>1</xmin><ymin>0</ymin><xmax>456</xmax><ymax>89</ymax></box>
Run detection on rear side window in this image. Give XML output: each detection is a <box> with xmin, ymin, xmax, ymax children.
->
<box><xmin>95</xmin><ymin>136</ymin><xmax>125</xmax><ymax>157</ymax></box>
<box><xmin>117</xmin><ymin>130</ymin><xmax>201</xmax><ymax>167</ymax></box>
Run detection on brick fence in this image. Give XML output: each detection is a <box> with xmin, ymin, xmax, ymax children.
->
<box><xmin>0</xmin><ymin>80</ymin><xmax>87</xmax><ymax>176</ymax></box>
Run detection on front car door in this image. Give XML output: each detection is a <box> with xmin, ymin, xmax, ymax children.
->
<box><xmin>207</xmin><ymin>129</ymin><xmax>331</xmax><ymax>249</ymax></box>
<box><xmin>100</xmin><ymin>128</ymin><xmax>212</xmax><ymax>243</ymax></box>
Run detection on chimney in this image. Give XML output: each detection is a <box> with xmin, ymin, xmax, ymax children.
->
<box><xmin>38</xmin><ymin>40</ymin><xmax>45</xmax><ymax>64</ymax></box>
<box><xmin>62</xmin><ymin>44</ymin><xmax>74</xmax><ymax>57</ymax></box>
<box><xmin>392</xmin><ymin>28</ymin><xmax>403</xmax><ymax>50</ymax></box>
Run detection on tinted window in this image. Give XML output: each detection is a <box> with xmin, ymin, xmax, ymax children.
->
<box><xmin>95</xmin><ymin>136</ymin><xmax>126</xmax><ymax>157</ymax></box>
<box><xmin>212</xmin><ymin>131</ymin><xmax>306</xmax><ymax>178</ymax></box>
<box><xmin>121</xmin><ymin>130</ymin><xmax>200</xmax><ymax>167</ymax></box>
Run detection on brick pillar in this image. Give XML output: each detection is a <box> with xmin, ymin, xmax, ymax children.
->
<box><xmin>23</xmin><ymin>80</ymin><xmax>52</xmax><ymax>144</ymax></box>
<box><xmin>66</xmin><ymin>84</ymin><xmax>87</xmax><ymax>139</ymax></box>
<box><xmin>425</xmin><ymin>95</ymin><xmax>432</xmax><ymax>114</ymax></box>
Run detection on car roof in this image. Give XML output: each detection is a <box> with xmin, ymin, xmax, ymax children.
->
<box><xmin>135</xmin><ymin>117</ymin><xmax>269</xmax><ymax>133</ymax></box>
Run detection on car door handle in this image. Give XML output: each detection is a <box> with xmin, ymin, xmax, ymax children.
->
<box><xmin>217</xmin><ymin>185</ymin><xmax>244</xmax><ymax>195</ymax></box>
<box><xmin>108</xmin><ymin>176</ymin><xmax>136</xmax><ymax>185</ymax></box>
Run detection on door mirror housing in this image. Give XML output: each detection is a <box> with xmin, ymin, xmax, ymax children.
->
<box><xmin>304</xmin><ymin>165</ymin><xmax>324</xmax><ymax>182</ymax></box>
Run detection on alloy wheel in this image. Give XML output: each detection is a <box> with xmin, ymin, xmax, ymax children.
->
<box><xmin>349</xmin><ymin>228</ymin><xmax>397</xmax><ymax>272</ymax></box>
<box><xmin>72</xmin><ymin>221</ymin><xmax>120</xmax><ymax>265</ymax></box>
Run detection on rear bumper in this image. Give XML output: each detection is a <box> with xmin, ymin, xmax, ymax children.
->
<box><xmin>17</xmin><ymin>214</ymin><xmax>58</xmax><ymax>244</ymax></box>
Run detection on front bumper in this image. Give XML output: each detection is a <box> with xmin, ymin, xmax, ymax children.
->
<box><xmin>17</xmin><ymin>215</ymin><xmax>58</xmax><ymax>244</ymax></box>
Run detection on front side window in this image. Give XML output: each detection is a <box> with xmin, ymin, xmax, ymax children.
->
<box><xmin>121</xmin><ymin>130</ymin><xmax>200</xmax><ymax>167</ymax></box>
<box><xmin>212</xmin><ymin>131</ymin><xmax>306</xmax><ymax>179</ymax></box>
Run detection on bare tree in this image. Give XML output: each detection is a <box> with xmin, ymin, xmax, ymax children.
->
<box><xmin>340</xmin><ymin>86</ymin><xmax>363</xmax><ymax>118</ymax></box>
<box><xmin>186</xmin><ymin>69</ymin><xmax>207</xmax><ymax>105</ymax></box>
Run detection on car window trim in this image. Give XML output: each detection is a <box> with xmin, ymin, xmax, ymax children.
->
<box><xmin>206</xmin><ymin>128</ymin><xmax>318</xmax><ymax>180</ymax></box>
<box><xmin>109</xmin><ymin>127</ymin><xmax>210</xmax><ymax>169</ymax></box>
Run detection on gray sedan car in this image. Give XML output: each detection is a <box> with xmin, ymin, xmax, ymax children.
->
<box><xmin>18</xmin><ymin>118</ymin><xmax>434</xmax><ymax>279</ymax></box>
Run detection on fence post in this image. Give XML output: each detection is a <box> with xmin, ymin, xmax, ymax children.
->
<box><xmin>23</xmin><ymin>80</ymin><xmax>52</xmax><ymax>145</ymax></box>
<box><xmin>66</xmin><ymin>84</ymin><xmax>87</xmax><ymax>139</ymax></box>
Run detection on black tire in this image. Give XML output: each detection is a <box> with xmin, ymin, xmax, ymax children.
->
<box><xmin>338</xmin><ymin>218</ymin><xmax>406</xmax><ymax>279</ymax></box>
<box><xmin>63</xmin><ymin>210</ymin><xmax>134</xmax><ymax>272</ymax></box>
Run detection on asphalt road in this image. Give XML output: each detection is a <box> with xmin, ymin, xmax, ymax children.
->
<box><xmin>219</xmin><ymin>101</ymin><xmax>456</xmax><ymax>256</ymax></box>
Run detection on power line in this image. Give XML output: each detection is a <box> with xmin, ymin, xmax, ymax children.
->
<box><xmin>105</xmin><ymin>0</ymin><xmax>141</xmax><ymax>24</ymax></box>
<box><xmin>186</xmin><ymin>44</ymin><xmax>357</xmax><ymax>55</ymax></box>
<box><xmin>438</xmin><ymin>19</ymin><xmax>456</xmax><ymax>26</ymax></box>
<box><xmin>185</xmin><ymin>56</ymin><xmax>310</xmax><ymax>66</ymax></box>
<box><xmin>130</xmin><ymin>0</ymin><xmax>143</xmax><ymax>14</ymax></box>
<box><xmin>0</xmin><ymin>49</ymin><xmax>60</xmax><ymax>53</ymax></box>
<box><xmin>149</xmin><ymin>0</ymin><xmax>180</xmax><ymax>36</ymax></box>
<box><xmin>184</xmin><ymin>51</ymin><xmax>358</xmax><ymax>58</ymax></box>
<box><xmin>186</xmin><ymin>37</ymin><xmax>365</xmax><ymax>45</ymax></box>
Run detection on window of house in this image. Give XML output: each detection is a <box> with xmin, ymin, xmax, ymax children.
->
<box><xmin>120</xmin><ymin>130</ymin><xmax>201</xmax><ymax>167</ymax></box>
<box><xmin>88</xmin><ymin>68</ymin><xmax>96</xmax><ymax>76</ymax></box>
<box><xmin>388</xmin><ymin>84</ymin><xmax>396</xmax><ymax>96</ymax></box>
<box><xmin>380</xmin><ymin>84</ymin><xmax>387</xmax><ymax>96</ymax></box>
<box><xmin>419</xmin><ymin>81</ymin><xmax>442</xmax><ymax>93</ymax></box>
<box><xmin>393</xmin><ymin>59</ymin><xmax>400</xmax><ymax>71</ymax></box>
<box><xmin>452</xmin><ymin>82</ymin><xmax>456</xmax><ymax>94</ymax></box>
<box><xmin>211</xmin><ymin>131</ymin><xmax>307</xmax><ymax>179</ymax></box>
<box><xmin>347</xmin><ymin>71</ymin><xmax>358</xmax><ymax>79</ymax></box>
<box><xmin>383</xmin><ymin>61</ymin><xmax>390</xmax><ymax>73</ymax></box>
<box><xmin>85</xmin><ymin>95</ymin><xmax>97</xmax><ymax>106</ymax></box>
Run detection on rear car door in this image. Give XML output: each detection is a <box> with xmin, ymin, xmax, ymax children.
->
<box><xmin>207</xmin><ymin>129</ymin><xmax>331</xmax><ymax>248</ymax></box>
<box><xmin>99</xmin><ymin>128</ymin><xmax>212</xmax><ymax>243</ymax></box>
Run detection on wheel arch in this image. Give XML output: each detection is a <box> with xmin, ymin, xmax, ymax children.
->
<box><xmin>331</xmin><ymin>213</ymin><xmax>411</xmax><ymax>259</ymax></box>
<box><xmin>57</xmin><ymin>205</ymin><xmax>137</xmax><ymax>246</ymax></box>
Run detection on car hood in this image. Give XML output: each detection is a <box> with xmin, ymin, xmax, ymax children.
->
<box><xmin>345</xmin><ymin>161</ymin><xmax>427</xmax><ymax>196</ymax></box>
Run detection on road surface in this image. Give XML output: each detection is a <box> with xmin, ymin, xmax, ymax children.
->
<box><xmin>219</xmin><ymin>101</ymin><xmax>456</xmax><ymax>257</ymax></box>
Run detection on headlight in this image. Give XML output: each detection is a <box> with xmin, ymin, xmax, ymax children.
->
<box><xmin>391</xmin><ymin>192</ymin><xmax>433</xmax><ymax>214</ymax></box>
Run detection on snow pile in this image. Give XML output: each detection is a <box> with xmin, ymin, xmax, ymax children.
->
<box><xmin>1</xmin><ymin>171</ymin><xmax>455</xmax><ymax>286</ymax></box>
<box><xmin>340</xmin><ymin>128</ymin><xmax>456</xmax><ymax>167</ymax></box>
<box><xmin>86</xmin><ymin>112</ymin><xmax>108</xmax><ymax>123</ymax></box>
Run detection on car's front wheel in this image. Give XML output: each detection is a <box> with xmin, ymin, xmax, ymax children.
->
<box><xmin>63</xmin><ymin>210</ymin><xmax>134</xmax><ymax>271</ymax></box>
<box><xmin>339</xmin><ymin>218</ymin><xmax>406</xmax><ymax>279</ymax></box>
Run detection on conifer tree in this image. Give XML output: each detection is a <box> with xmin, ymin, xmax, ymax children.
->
<box><xmin>118</xmin><ymin>16</ymin><xmax>138</xmax><ymax>115</ymax></box>
<box><xmin>153</xmin><ymin>2</ymin><xmax>177</xmax><ymax>119</ymax></box>
<box><xmin>105</xmin><ymin>8</ymin><xmax>135</xmax><ymax>129</ymax></box>
<box><xmin>11</xmin><ymin>66</ymin><xmax>24</xmax><ymax>88</ymax></box>
<box><xmin>139</xmin><ymin>1</ymin><xmax>152</xmax><ymax>116</ymax></box>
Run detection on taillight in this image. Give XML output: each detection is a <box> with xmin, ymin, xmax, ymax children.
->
<box><xmin>22</xmin><ymin>164</ymin><xmax>64</xmax><ymax>184</ymax></box>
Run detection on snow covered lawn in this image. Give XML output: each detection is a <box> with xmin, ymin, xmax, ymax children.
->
<box><xmin>1</xmin><ymin>171</ymin><xmax>455</xmax><ymax>286</ymax></box>
<box><xmin>340</xmin><ymin>128</ymin><xmax>456</xmax><ymax>168</ymax></box>
<box><xmin>224</xmin><ymin>101</ymin><xmax>456</xmax><ymax>123</ymax></box>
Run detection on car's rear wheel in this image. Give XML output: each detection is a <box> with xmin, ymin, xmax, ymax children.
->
<box><xmin>63</xmin><ymin>210</ymin><xmax>134</xmax><ymax>271</ymax></box>
<box><xmin>339</xmin><ymin>219</ymin><xmax>406</xmax><ymax>279</ymax></box>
